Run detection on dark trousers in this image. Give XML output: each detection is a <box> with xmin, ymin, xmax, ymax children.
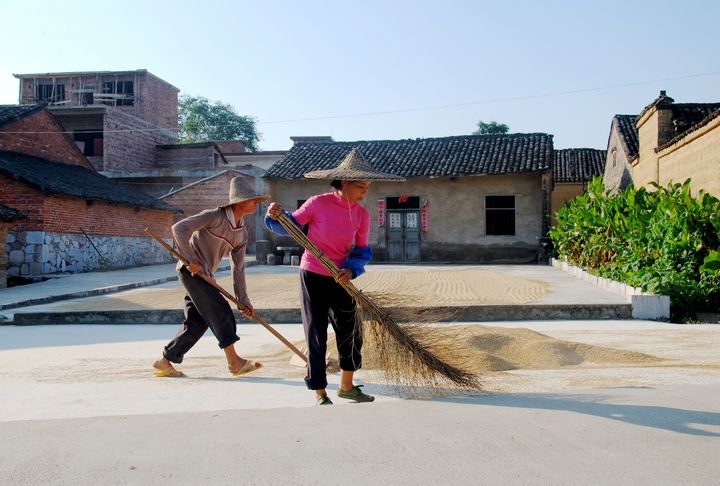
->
<box><xmin>162</xmin><ymin>267</ymin><xmax>240</xmax><ymax>363</ymax></box>
<box><xmin>300</xmin><ymin>269</ymin><xmax>362</xmax><ymax>390</ymax></box>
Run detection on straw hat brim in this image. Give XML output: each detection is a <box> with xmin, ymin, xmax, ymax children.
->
<box><xmin>219</xmin><ymin>194</ymin><xmax>271</xmax><ymax>208</ymax></box>
<box><xmin>303</xmin><ymin>167</ymin><xmax>404</xmax><ymax>181</ymax></box>
<box><xmin>303</xmin><ymin>146</ymin><xmax>405</xmax><ymax>181</ymax></box>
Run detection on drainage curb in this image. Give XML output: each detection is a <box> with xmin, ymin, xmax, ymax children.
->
<box><xmin>10</xmin><ymin>303</ymin><xmax>631</xmax><ymax>325</ymax></box>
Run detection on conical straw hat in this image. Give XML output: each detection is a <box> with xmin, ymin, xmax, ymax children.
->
<box><xmin>303</xmin><ymin>147</ymin><xmax>405</xmax><ymax>181</ymax></box>
<box><xmin>218</xmin><ymin>176</ymin><xmax>270</xmax><ymax>208</ymax></box>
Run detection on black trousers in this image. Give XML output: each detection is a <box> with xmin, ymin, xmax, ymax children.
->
<box><xmin>162</xmin><ymin>267</ymin><xmax>240</xmax><ymax>363</ymax></box>
<box><xmin>300</xmin><ymin>270</ymin><xmax>362</xmax><ymax>390</ymax></box>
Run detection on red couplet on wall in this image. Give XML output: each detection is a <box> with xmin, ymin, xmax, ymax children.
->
<box><xmin>421</xmin><ymin>200</ymin><xmax>429</xmax><ymax>231</ymax></box>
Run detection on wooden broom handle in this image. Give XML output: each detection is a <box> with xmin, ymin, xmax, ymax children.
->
<box><xmin>145</xmin><ymin>228</ymin><xmax>307</xmax><ymax>363</ymax></box>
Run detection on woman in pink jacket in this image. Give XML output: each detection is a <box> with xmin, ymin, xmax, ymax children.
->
<box><xmin>265</xmin><ymin>148</ymin><xmax>403</xmax><ymax>405</ymax></box>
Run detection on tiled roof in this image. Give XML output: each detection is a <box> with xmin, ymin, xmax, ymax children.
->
<box><xmin>612</xmin><ymin>115</ymin><xmax>640</xmax><ymax>160</ymax></box>
<box><xmin>0</xmin><ymin>150</ymin><xmax>180</xmax><ymax>212</ymax></box>
<box><xmin>0</xmin><ymin>204</ymin><xmax>27</xmax><ymax>221</ymax></box>
<box><xmin>553</xmin><ymin>149</ymin><xmax>606</xmax><ymax>183</ymax></box>
<box><xmin>0</xmin><ymin>104</ymin><xmax>45</xmax><ymax>129</ymax></box>
<box><xmin>659</xmin><ymin>106</ymin><xmax>720</xmax><ymax>151</ymax></box>
<box><xmin>264</xmin><ymin>133</ymin><xmax>554</xmax><ymax>180</ymax></box>
<box><xmin>636</xmin><ymin>92</ymin><xmax>720</xmax><ymax>150</ymax></box>
<box><xmin>671</xmin><ymin>103</ymin><xmax>720</xmax><ymax>133</ymax></box>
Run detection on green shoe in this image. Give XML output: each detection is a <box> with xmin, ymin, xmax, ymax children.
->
<box><xmin>316</xmin><ymin>394</ymin><xmax>333</xmax><ymax>406</ymax></box>
<box><xmin>337</xmin><ymin>385</ymin><xmax>375</xmax><ymax>403</ymax></box>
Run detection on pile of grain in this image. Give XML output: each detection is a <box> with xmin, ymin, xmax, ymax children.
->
<box><xmin>268</xmin><ymin>324</ymin><xmax>663</xmax><ymax>376</ymax></box>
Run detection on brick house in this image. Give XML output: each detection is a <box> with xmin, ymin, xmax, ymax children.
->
<box><xmin>13</xmin><ymin>70</ymin><xmax>180</xmax><ymax>172</ymax></box>
<box><xmin>604</xmin><ymin>91</ymin><xmax>720</xmax><ymax>198</ymax></box>
<box><xmin>551</xmin><ymin>148</ymin><xmax>606</xmax><ymax>226</ymax></box>
<box><xmin>12</xmin><ymin>70</ymin><xmax>237</xmax><ymax>195</ymax></box>
<box><xmin>11</xmin><ymin>70</ymin><xmax>274</xmax><ymax>252</ymax></box>
<box><xmin>262</xmin><ymin>134</ymin><xmax>554</xmax><ymax>264</ymax></box>
<box><xmin>0</xmin><ymin>104</ymin><xmax>179</xmax><ymax>278</ymax></box>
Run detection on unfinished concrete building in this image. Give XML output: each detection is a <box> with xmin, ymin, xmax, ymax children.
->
<box><xmin>13</xmin><ymin>70</ymin><xmax>241</xmax><ymax>198</ymax></box>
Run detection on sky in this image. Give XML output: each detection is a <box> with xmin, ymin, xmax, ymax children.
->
<box><xmin>1</xmin><ymin>0</ymin><xmax>718</xmax><ymax>152</ymax></box>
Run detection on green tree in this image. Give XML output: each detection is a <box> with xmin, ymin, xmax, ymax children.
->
<box><xmin>178</xmin><ymin>94</ymin><xmax>262</xmax><ymax>151</ymax></box>
<box><xmin>473</xmin><ymin>120</ymin><xmax>509</xmax><ymax>135</ymax></box>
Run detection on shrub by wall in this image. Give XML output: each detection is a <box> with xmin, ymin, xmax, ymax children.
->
<box><xmin>550</xmin><ymin>177</ymin><xmax>720</xmax><ymax>322</ymax></box>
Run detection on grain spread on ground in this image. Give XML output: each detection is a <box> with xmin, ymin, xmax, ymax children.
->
<box><xmin>51</xmin><ymin>269</ymin><xmax>551</xmax><ymax>311</ymax></box>
<box><xmin>35</xmin><ymin>267</ymin><xmax>719</xmax><ymax>394</ymax></box>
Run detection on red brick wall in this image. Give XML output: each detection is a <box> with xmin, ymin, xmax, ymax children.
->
<box><xmin>42</xmin><ymin>197</ymin><xmax>174</xmax><ymax>237</ymax></box>
<box><xmin>0</xmin><ymin>110</ymin><xmax>91</xmax><ymax>168</ymax></box>
<box><xmin>17</xmin><ymin>71</ymin><xmax>179</xmax><ymax>133</ymax></box>
<box><xmin>162</xmin><ymin>171</ymin><xmax>240</xmax><ymax>221</ymax></box>
<box><xmin>156</xmin><ymin>145</ymin><xmax>219</xmax><ymax>169</ymax></box>
<box><xmin>139</xmin><ymin>73</ymin><xmax>179</xmax><ymax>131</ymax></box>
<box><xmin>214</xmin><ymin>140</ymin><xmax>247</xmax><ymax>155</ymax></box>
<box><xmin>0</xmin><ymin>175</ymin><xmax>174</xmax><ymax>238</ymax></box>
<box><xmin>102</xmin><ymin>109</ymin><xmax>177</xmax><ymax>171</ymax></box>
<box><xmin>0</xmin><ymin>177</ymin><xmax>46</xmax><ymax>231</ymax></box>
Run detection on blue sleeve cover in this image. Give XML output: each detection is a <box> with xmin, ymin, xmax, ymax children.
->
<box><xmin>264</xmin><ymin>210</ymin><xmax>302</xmax><ymax>236</ymax></box>
<box><xmin>342</xmin><ymin>245</ymin><xmax>373</xmax><ymax>279</ymax></box>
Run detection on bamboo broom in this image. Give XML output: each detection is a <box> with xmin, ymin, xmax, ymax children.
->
<box><xmin>275</xmin><ymin>212</ymin><xmax>482</xmax><ymax>395</ymax></box>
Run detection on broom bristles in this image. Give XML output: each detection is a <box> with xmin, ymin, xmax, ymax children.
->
<box><xmin>276</xmin><ymin>212</ymin><xmax>482</xmax><ymax>396</ymax></box>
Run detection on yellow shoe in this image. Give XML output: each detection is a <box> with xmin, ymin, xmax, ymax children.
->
<box><xmin>231</xmin><ymin>360</ymin><xmax>263</xmax><ymax>376</ymax></box>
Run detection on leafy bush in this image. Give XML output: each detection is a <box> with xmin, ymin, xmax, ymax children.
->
<box><xmin>550</xmin><ymin>178</ymin><xmax>720</xmax><ymax>323</ymax></box>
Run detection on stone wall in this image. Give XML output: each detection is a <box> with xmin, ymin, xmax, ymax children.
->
<box><xmin>6</xmin><ymin>230</ymin><xmax>173</xmax><ymax>276</ymax></box>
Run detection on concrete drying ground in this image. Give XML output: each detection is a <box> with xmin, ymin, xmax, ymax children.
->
<box><xmin>0</xmin><ymin>263</ymin><xmax>719</xmax><ymax>484</ymax></box>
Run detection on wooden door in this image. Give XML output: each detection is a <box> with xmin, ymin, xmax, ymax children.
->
<box><xmin>386</xmin><ymin>211</ymin><xmax>420</xmax><ymax>262</ymax></box>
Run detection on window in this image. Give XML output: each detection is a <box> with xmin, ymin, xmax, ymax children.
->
<box><xmin>35</xmin><ymin>83</ymin><xmax>65</xmax><ymax>103</ymax></box>
<box><xmin>100</xmin><ymin>79</ymin><xmax>134</xmax><ymax>106</ymax></box>
<box><xmin>486</xmin><ymin>195</ymin><xmax>515</xmax><ymax>236</ymax></box>
<box><xmin>73</xmin><ymin>130</ymin><xmax>103</xmax><ymax>156</ymax></box>
<box><xmin>81</xmin><ymin>91</ymin><xmax>94</xmax><ymax>105</ymax></box>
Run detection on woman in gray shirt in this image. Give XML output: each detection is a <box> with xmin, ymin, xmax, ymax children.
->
<box><xmin>152</xmin><ymin>176</ymin><xmax>269</xmax><ymax>378</ymax></box>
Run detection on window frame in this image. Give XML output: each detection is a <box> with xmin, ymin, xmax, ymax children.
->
<box><xmin>35</xmin><ymin>82</ymin><xmax>65</xmax><ymax>103</ymax></box>
<box><xmin>485</xmin><ymin>195</ymin><xmax>516</xmax><ymax>236</ymax></box>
